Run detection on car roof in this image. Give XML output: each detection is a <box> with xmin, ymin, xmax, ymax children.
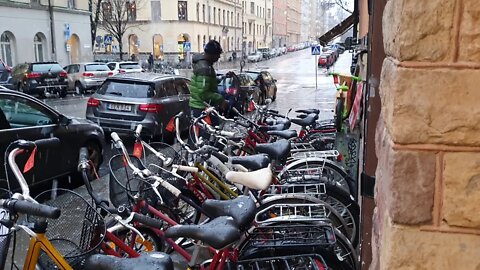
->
<box><xmin>107</xmin><ymin>72</ymin><xmax>188</xmax><ymax>82</ymax></box>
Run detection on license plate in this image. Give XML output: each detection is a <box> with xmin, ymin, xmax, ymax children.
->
<box><xmin>107</xmin><ymin>103</ymin><xmax>132</xmax><ymax>112</ymax></box>
<box><xmin>45</xmin><ymin>78</ymin><xmax>58</xmax><ymax>82</ymax></box>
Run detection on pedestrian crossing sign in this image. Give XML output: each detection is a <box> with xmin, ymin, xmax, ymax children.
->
<box><xmin>311</xmin><ymin>46</ymin><xmax>322</xmax><ymax>55</ymax></box>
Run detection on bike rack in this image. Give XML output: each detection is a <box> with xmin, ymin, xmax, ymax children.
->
<box><xmin>255</xmin><ymin>203</ymin><xmax>330</xmax><ymax>224</ymax></box>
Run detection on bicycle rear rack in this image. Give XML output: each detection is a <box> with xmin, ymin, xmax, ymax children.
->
<box><xmin>290</xmin><ymin>150</ymin><xmax>339</xmax><ymax>160</ymax></box>
<box><xmin>279</xmin><ymin>167</ymin><xmax>329</xmax><ymax>183</ymax></box>
<box><xmin>236</xmin><ymin>254</ymin><xmax>328</xmax><ymax>270</ymax></box>
<box><xmin>263</xmin><ymin>183</ymin><xmax>326</xmax><ymax>198</ymax></box>
<box><xmin>255</xmin><ymin>203</ymin><xmax>330</xmax><ymax>224</ymax></box>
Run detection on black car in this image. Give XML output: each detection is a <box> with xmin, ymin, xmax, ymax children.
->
<box><xmin>245</xmin><ymin>70</ymin><xmax>278</xmax><ymax>102</ymax></box>
<box><xmin>0</xmin><ymin>88</ymin><xmax>105</xmax><ymax>191</ymax></box>
<box><xmin>11</xmin><ymin>62</ymin><xmax>68</xmax><ymax>98</ymax></box>
<box><xmin>86</xmin><ymin>73</ymin><xmax>191</xmax><ymax>142</ymax></box>
<box><xmin>217</xmin><ymin>72</ymin><xmax>261</xmax><ymax>116</ymax></box>
<box><xmin>0</xmin><ymin>60</ymin><xmax>13</xmax><ymax>90</ymax></box>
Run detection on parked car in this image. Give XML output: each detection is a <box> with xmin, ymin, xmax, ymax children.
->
<box><xmin>86</xmin><ymin>73</ymin><xmax>191</xmax><ymax>142</ymax></box>
<box><xmin>247</xmin><ymin>52</ymin><xmax>263</xmax><ymax>62</ymax></box>
<box><xmin>64</xmin><ymin>63</ymin><xmax>113</xmax><ymax>95</ymax></box>
<box><xmin>269</xmin><ymin>49</ymin><xmax>278</xmax><ymax>58</ymax></box>
<box><xmin>11</xmin><ymin>62</ymin><xmax>68</xmax><ymax>98</ymax></box>
<box><xmin>0</xmin><ymin>88</ymin><xmax>105</xmax><ymax>191</ymax></box>
<box><xmin>217</xmin><ymin>71</ymin><xmax>261</xmax><ymax>116</ymax></box>
<box><xmin>0</xmin><ymin>60</ymin><xmax>13</xmax><ymax>90</ymax></box>
<box><xmin>257</xmin><ymin>48</ymin><xmax>271</xmax><ymax>60</ymax></box>
<box><xmin>106</xmin><ymin>61</ymin><xmax>144</xmax><ymax>74</ymax></box>
<box><xmin>318</xmin><ymin>53</ymin><xmax>334</xmax><ymax>69</ymax></box>
<box><xmin>245</xmin><ymin>70</ymin><xmax>278</xmax><ymax>102</ymax></box>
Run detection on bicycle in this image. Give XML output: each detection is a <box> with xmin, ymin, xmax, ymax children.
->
<box><xmin>330</xmin><ymin>72</ymin><xmax>363</xmax><ymax>132</ymax></box>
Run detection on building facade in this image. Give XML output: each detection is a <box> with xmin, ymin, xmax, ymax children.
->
<box><xmin>0</xmin><ymin>0</ymin><xmax>92</xmax><ymax>67</ymax></box>
<box><xmin>240</xmin><ymin>0</ymin><xmax>273</xmax><ymax>54</ymax></box>
<box><xmin>286</xmin><ymin>0</ymin><xmax>301</xmax><ymax>45</ymax></box>
<box><xmin>272</xmin><ymin>0</ymin><xmax>287</xmax><ymax>48</ymax></box>
<box><xmin>95</xmin><ymin>0</ymin><xmax>244</xmax><ymax>63</ymax></box>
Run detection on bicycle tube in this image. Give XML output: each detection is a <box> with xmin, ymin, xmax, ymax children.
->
<box><xmin>335</xmin><ymin>98</ymin><xmax>344</xmax><ymax>132</ymax></box>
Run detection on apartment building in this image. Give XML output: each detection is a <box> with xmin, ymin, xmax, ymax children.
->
<box><xmin>240</xmin><ymin>0</ymin><xmax>273</xmax><ymax>54</ymax></box>
<box><xmin>0</xmin><ymin>0</ymin><xmax>92</xmax><ymax>67</ymax></box>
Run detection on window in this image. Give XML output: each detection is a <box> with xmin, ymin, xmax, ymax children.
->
<box><xmin>102</xmin><ymin>1</ymin><xmax>112</xmax><ymax>20</ymax></box>
<box><xmin>126</xmin><ymin>1</ymin><xmax>136</xmax><ymax>21</ymax></box>
<box><xmin>151</xmin><ymin>1</ymin><xmax>161</xmax><ymax>22</ymax></box>
<box><xmin>218</xmin><ymin>9</ymin><xmax>221</xmax><ymax>25</ymax></box>
<box><xmin>267</xmin><ymin>8</ymin><xmax>271</xmax><ymax>19</ymax></box>
<box><xmin>213</xmin><ymin>8</ymin><xmax>216</xmax><ymax>24</ymax></box>
<box><xmin>226</xmin><ymin>11</ymin><xmax>229</xmax><ymax>26</ymax></box>
<box><xmin>161</xmin><ymin>80</ymin><xmax>177</xmax><ymax>96</ymax></box>
<box><xmin>178</xmin><ymin>1</ymin><xmax>187</xmax><ymax>21</ymax></box>
<box><xmin>175</xmin><ymin>79</ymin><xmax>190</xmax><ymax>95</ymax></box>
<box><xmin>196</xmin><ymin>3</ymin><xmax>200</xmax><ymax>21</ymax></box>
<box><xmin>250</xmin><ymin>2</ymin><xmax>254</xmax><ymax>14</ymax></box>
<box><xmin>97</xmin><ymin>80</ymin><xmax>154</xmax><ymax>98</ymax></box>
<box><xmin>0</xmin><ymin>32</ymin><xmax>14</xmax><ymax>67</ymax></box>
<box><xmin>33</xmin><ymin>33</ymin><xmax>45</xmax><ymax>62</ymax></box>
<box><xmin>223</xmin><ymin>10</ymin><xmax>225</xmax><ymax>25</ymax></box>
<box><xmin>67</xmin><ymin>0</ymin><xmax>75</xmax><ymax>9</ymax></box>
<box><xmin>202</xmin><ymin>4</ymin><xmax>205</xmax><ymax>22</ymax></box>
<box><xmin>0</xmin><ymin>96</ymin><xmax>54</xmax><ymax>129</ymax></box>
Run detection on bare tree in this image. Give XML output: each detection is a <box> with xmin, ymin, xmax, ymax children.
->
<box><xmin>332</xmin><ymin>0</ymin><xmax>353</xmax><ymax>14</ymax></box>
<box><xmin>98</xmin><ymin>0</ymin><xmax>144</xmax><ymax>60</ymax></box>
<box><xmin>89</xmin><ymin>0</ymin><xmax>103</xmax><ymax>48</ymax></box>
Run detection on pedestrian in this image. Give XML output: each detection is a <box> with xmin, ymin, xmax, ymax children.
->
<box><xmin>130</xmin><ymin>54</ymin><xmax>136</xmax><ymax>61</ymax></box>
<box><xmin>148</xmin><ymin>53</ymin><xmax>154</xmax><ymax>71</ymax></box>
<box><xmin>232</xmin><ymin>51</ymin><xmax>237</xmax><ymax>61</ymax></box>
<box><xmin>188</xmin><ymin>40</ymin><xmax>228</xmax><ymax>127</ymax></box>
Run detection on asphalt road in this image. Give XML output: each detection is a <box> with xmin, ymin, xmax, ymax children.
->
<box><xmin>4</xmin><ymin>49</ymin><xmax>353</xmax><ymax>268</ymax></box>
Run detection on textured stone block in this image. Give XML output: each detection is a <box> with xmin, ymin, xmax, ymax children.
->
<box><xmin>459</xmin><ymin>0</ymin><xmax>480</xmax><ymax>62</ymax></box>
<box><xmin>375</xmin><ymin>122</ymin><xmax>436</xmax><ymax>224</ymax></box>
<box><xmin>443</xmin><ymin>152</ymin><xmax>480</xmax><ymax>228</ymax></box>
<box><xmin>379</xmin><ymin>58</ymin><xmax>480</xmax><ymax>146</ymax></box>
<box><xmin>377</xmin><ymin>223</ymin><xmax>480</xmax><ymax>269</ymax></box>
<box><xmin>383</xmin><ymin>0</ymin><xmax>455</xmax><ymax>62</ymax></box>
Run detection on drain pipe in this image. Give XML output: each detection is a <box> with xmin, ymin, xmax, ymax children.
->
<box><xmin>48</xmin><ymin>0</ymin><xmax>57</xmax><ymax>61</ymax></box>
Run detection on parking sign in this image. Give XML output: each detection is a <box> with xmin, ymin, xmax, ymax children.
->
<box><xmin>311</xmin><ymin>45</ymin><xmax>322</xmax><ymax>55</ymax></box>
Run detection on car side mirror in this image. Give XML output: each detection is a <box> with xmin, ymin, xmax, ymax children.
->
<box><xmin>273</xmin><ymin>79</ymin><xmax>277</xmax><ymax>83</ymax></box>
<box><xmin>58</xmin><ymin>115</ymin><xmax>71</xmax><ymax>126</ymax></box>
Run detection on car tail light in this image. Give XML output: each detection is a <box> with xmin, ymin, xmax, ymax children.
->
<box><xmin>139</xmin><ymin>103</ymin><xmax>163</xmax><ymax>113</ymax></box>
<box><xmin>108</xmin><ymin>72</ymin><xmax>114</xmax><ymax>76</ymax></box>
<box><xmin>59</xmin><ymin>71</ymin><xmax>68</xmax><ymax>77</ymax></box>
<box><xmin>119</xmin><ymin>69</ymin><xmax>126</xmax><ymax>74</ymax></box>
<box><xmin>26</xmin><ymin>72</ymin><xmax>41</xmax><ymax>79</ymax></box>
<box><xmin>87</xmin><ymin>97</ymin><xmax>100</xmax><ymax>107</ymax></box>
<box><xmin>226</xmin><ymin>87</ymin><xmax>237</xmax><ymax>95</ymax></box>
<box><xmin>83</xmin><ymin>72</ymin><xmax>95</xmax><ymax>77</ymax></box>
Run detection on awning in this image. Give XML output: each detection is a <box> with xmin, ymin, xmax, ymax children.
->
<box><xmin>318</xmin><ymin>14</ymin><xmax>354</xmax><ymax>46</ymax></box>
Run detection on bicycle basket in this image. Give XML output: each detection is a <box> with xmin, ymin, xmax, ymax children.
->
<box><xmin>33</xmin><ymin>188</ymin><xmax>106</xmax><ymax>269</ymax></box>
<box><xmin>0</xmin><ymin>188</ymin><xmax>12</xmax><ymax>270</ymax></box>
<box><xmin>236</xmin><ymin>254</ymin><xmax>328</xmax><ymax>270</ymax></box>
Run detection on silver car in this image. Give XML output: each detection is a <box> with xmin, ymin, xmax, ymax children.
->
<box><xmin>64</xmin><ymin>63</ymin><xmax>112</xmax><ymax>94</ymax></box>
<box><xmin>106</xmin><ymin>61</ymin><xmax>144</xmax><ymax>75</ymax></box>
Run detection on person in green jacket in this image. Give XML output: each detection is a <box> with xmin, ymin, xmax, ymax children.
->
<box><xmin>189</xmin><ymin>40</ymin><xmax>227</xmax><ymax>125</ymax></box>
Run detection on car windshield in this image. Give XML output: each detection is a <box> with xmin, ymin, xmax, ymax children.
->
<box><xmin>85</xmin><ymin>64</ymin><xmax>110</xmax><ymax>72</ymax></box>
<box><xmin>31</xmin><ymin>63</ymin><xmax>63</xmax><ymax>73</ymax></box>
<box><xmin>119</xmin><ymin>63</ymin><xmax>141</xmax><ymax>69</ymax></box>
<box><xmin>97</xmin><ymin>80</ymin><xmax>154</xmax><ymax>98</ymax></box>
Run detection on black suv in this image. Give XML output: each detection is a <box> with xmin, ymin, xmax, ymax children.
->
<box><xmin>86</xmin><ymin>73</ymin><xmax>191</xmax><ymax>142</ymax></box>
<box><xmin>11</xmin><ymin>62</ymin><xmax>68</xmax><ymax>98</ymax></box>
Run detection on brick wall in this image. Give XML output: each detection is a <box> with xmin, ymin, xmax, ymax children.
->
<box><xmin>372</xmin><ymin>0</ymin><xmax>480</xmax><ymax>268</ymax></box>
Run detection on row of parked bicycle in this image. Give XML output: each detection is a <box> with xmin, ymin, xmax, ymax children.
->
<box><xmin>0</xmin><ymin>93</ymin><xmax>359</xmax><ymax>269</ymax></box>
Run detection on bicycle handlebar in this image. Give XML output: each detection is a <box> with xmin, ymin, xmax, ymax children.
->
<box><xmin>0</xmin><ymin>199</ymin><xmax>60</xmax><ymax>219</ymax></box>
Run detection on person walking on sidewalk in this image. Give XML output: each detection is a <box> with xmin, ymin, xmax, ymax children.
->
<box><xmin>188</xmin><ymin>40</ymin><xmax>227</xmax><ymax>125</ymax></box>
<box><xmin>148</xmin><ymin>53</ymin><xmax>154</xmax><ymax>71</ymax></box>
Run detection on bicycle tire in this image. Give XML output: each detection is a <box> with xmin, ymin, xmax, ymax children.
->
<box><xmin>279</xmin><ymin>159</ymin><xmax>356</xmax><ymax>197</ymax></box>
<box><xmin>254</xmin><ymin>195</ymin><xmax>352</xmax><ymax>246</ymax></box>
<box><xmin>335</xmin><ymin>98</ymin><xmax>344</xmax><ymax>132</ymax></box>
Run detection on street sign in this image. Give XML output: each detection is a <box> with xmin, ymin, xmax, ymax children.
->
<box><xmin>183</xmin><ymin>42</ymin><xmax>191</xmax><ymax>52</ymax></box>
<box><xmin>66</xmin><ymin>44</ymin><xmax>71</xmax><ymax>52</ymax></box>
<box><xmin>311</xmin><ymin>45</ymin><xmax>321</xmax><ymax>55</ymax></box>
<box><xmin>104</xmin><ymin>35</ymin><xmax>113</xmax><ymax>45</ymax></box>
<box><xmin>64</xmin><ymin>23</ymin><xmax>71</xmax><ymax>41</ymax></box>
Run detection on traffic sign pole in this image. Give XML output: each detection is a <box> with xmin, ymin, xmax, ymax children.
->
<box><xmin>315</xmin><ymin>54</ymin><xmax>318</xmax><ymax>90</ymax></box>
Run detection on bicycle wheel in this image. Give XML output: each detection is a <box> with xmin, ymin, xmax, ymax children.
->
<box><xmin>279</xmin><ymin>159</ymin><xmax>356</xmax><ymax>197</ymax></box>
<box><xmin>335</xmin><ymin>98</ymin><xmax>344</xmax><ymax>132</ymax></box>
<box><xmin>255</xmin><ymin>195</ymin><xmax>351</xmax><ymax>245</ymax></box>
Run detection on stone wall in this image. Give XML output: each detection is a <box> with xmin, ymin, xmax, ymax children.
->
<box><xmin>372</xmin><ymin>0</ymin><xmax>480</xmax><ymax>268</ymax></box>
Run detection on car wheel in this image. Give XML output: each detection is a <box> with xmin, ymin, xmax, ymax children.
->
<box><xmin>75</xmin><ymin>82</ymin><xmax>84</xmax><ymax>95</ymax></box>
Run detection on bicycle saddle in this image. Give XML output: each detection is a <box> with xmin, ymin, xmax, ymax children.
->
<box><xmin>265</xmin><ymin>118</ymin><xmax>291</xmax><ymax>129</ymax></box>
<box><xmin>84</xmin><ymin>252</ymin><xmax>173</xmax><ymax>270</ymax></box>
<box><xmin>267</xmin><ymin>130</ymin><xmax>298</xmax><ymax>140</ymax></box>
<box><xmin>255</xmin><ymin>139</ymin><xmax>291</xmax><ymax>161</ymax></box>
<box><xmin>258</xmin><ymin>123</ymin><xmax>287</xmax><ymax>132</ymax></box>
<box><xmin>296</xmin><ymin>109</ymin><xmax>320</xmax><ymax>114</ymax></box>
<box><xmin>291</xmin><ymin>113</ymin><xmax>318</xmax><ymax>127</ymax></box>
<box><xmin>202</xmin><ymin>195</ymin><xmax>257</xmax><ymax>229</ymax></box>
<box><xmin>230</xmin><ymin>154</ymin><xmax>270</xmax><ymax>170</ymax></box>
<box><xmin>226</xmin><ymin>166</ymin><xmax>273</xmax><ymax>191</ymax></box>
<box><xmin>165</xmin><ymin>216</ymin><xmax>241</xmax><ymax>250</ymax></box>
